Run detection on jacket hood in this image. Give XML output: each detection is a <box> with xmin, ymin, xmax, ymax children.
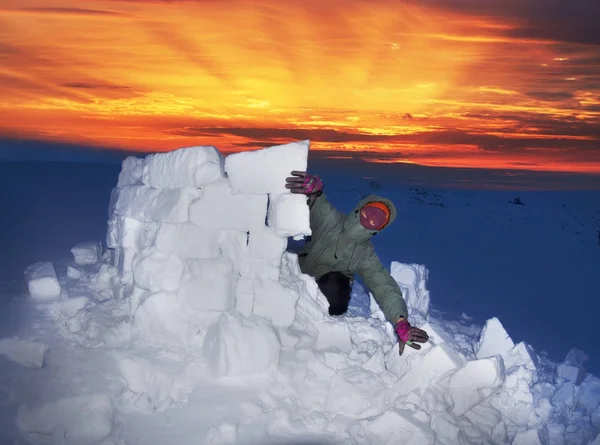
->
<box><xmin>342</xmin><ymin>194</ymin><xmax>397</xmax><ymax>242</ymax></box>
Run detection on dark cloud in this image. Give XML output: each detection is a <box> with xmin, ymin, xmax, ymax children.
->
<box><xmin>0</xmin><ymin>72</ymin><xmax>93</xmax><ymax>103</ymax></box>
<box><xmin>525</xmin><ymin>91</ymin><xmax>574</xmax><ymax>101</ymax></box>
<box><xmin>168</xmin><ymin>124</ymin><xmax>600</xmax><ymax>154</ymax></box>
<box><xmin>61</xmin><ymin>82</ymin><xmax>132</xmax><ymax>90</ymax></box>
<box><xmin>424</xmin><ymin>0</ymin><xmax>600</xmax><ymax>45</ymax></box>
<box><xmin>11</xmin><ymin>7</ymin><xmax>128</xmax><ymax>17</ymax></box>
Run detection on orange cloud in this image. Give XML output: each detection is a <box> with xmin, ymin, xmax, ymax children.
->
<box><xmin>0</xmin><ymin>0</ymin><xmax>599</xmax><ymax>173</ymax></box>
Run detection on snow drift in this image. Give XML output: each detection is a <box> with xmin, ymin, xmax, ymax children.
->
<box><xmin>13</xmin><ymin>140</ymin><xmax>600</xmax><ymax>444</ymax></box>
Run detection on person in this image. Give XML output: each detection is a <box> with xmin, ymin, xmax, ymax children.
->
<box><xmin>285</xmin><ymin>171</ymin><xmax>429</xmax><ymax>355</ymax></box>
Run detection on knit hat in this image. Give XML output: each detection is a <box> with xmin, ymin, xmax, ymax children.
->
<box><xmin>359</xmin><ymin>202</ymin><xmax>390</xmax><ymax>230</ymax></box>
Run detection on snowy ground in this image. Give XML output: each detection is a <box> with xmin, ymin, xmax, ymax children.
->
<box><xmin>0</xmin><ymin>143</ymin><xmax>599</xmax><ymax>444</ymax></box>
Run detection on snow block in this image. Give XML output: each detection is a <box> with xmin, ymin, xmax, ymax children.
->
<box><xmin>443</xmin><ymin>356</ymin><xmax>505</xmax><ymax>417</ymax></box>
<box><xmin>118</xmin><ymin>355</ymin><xmax>193</xmax><ymax>412</ymax></box>
<box><xmin>552</xmin><ymin>380</ymin><xmax>576</xmax><ymax>407</ymax></box>
<box><xmin>390</xmin><ymin>262</ymin><xmax>431</xmax><ymax>324</ymax></box>
<box><xmin>390</xmin><ymin>343</ymin><xmax>467</xmax><ymax>397</ymax></box>
<box><xmin>557</xmin><ymin>348</ymin><xmax>587</xmax><ymax>385</ymax></box>
<box><xmin>106</xmin><ymin>216</ymin><xmax>158</xmax><ymax>250</ymax></box>
<box><xmin>346</xmin><ymin>409</ymin><xmax>436</xmax><ymax>445</ymax></box>
<box><xmin>154</xmin><ymin>222</ymin><xmax>220</xmax><ymax>259</ymax></box>
<box><xmin>70</xmin><ymin>241</ymin><xmax>101</xmax><ymax>266</ymax></box>
<box><xmin>224</xmin><ymin>140</ymin><xmax>309</xmax><ymax>195</ymax></box>
<box><xmin>512</xmin><ymin>429</ymin><xmax>544</xmax><ymax>445</ymax></box>
<box><xmin>203</xmin><ymin>313</ymin><xmax>281</xmax><ymax>377</ymax></box>
<box><xmin>189</xmin><ymin>179</ymin><xmax>268</xmax><ymax>230</ymax></box>
<box><xmin>252</xmin><ymin>275</ymin><xmax>298</xmax><ymax>328</ymax></box>
<box><xmin>131</xmin><ymin>248</ymin><xmax>184</xmax><ymax>293</ymax></box>
<box><xmin>142</xmin><ymin>145</ymin><xmax>225</xmax><ymax>190</ymax></box>
<box><xmin>25</xmin><ymin>262</ymin><xmax>61</xmax><ymax>301</ymax></box>
<box><xmin>234</xmin><ymin>276</ymin><xmax>255</xmax><ymax>317</ymax></box>
<box><xmin>489</xmin><ymin>366</ymin><xmax>536</xmax><ymax>426</ymax></box>
<box><xmin>325</xmin><ymin>366</ymin><xmax>387</xmax><ymax>416</ymax></box>
<box><xmin>475</xmin><ymin>317</ymin><xmax>515</xmax><ymax>360</ymax></box>
<box><xmin>315</xmin><ymin>320</ymin><xmax>352</xmax><ymax>353</ymax></box>
<box><xmin>247</xmin><ymin>225</ymin><xmax>287</xmax><ymax>264</ymax></box>
<box><xmin>205</xmin><ymin>419</ymin><xmax>238</xmax><ymax>444</ymax></box>
<box><xmin>114</xmin><ymin>247</ymin><xmax>137</xmax><ymax>284</ymax></box>
<box><xmin>177</xmin><ymin>258</ymin><xmax>235</xmax><ymax>312</ymax></box>
<box><xmin>67</xmin><ymin>265</ymin><xmax>84</xmax><ymax>280</ymax></box>
<box><xmin>504</xmin><ymin>341</ymin><xmax>538</xmax><ymax>372</ymax></box>
<box><xmin>114</xmin><ymin>185</ymin><xmax>201</xmax><ymax>223</ymax></box>
<box><xmin>0</xmin><ymin>338</ymin><xmax>47</xmax><ymax>368</ymax></box>
<box><xmin>134</xmin><ymin>292</ymin><xmax>200</xmax><ymax>347</ymax></box>
<box><xmin>17</xmin><ymin>395</ymin><xmax>114</xmax><ymax>444</ymax></box>
<box><xmin>266</xmin><ymin>193</ymin><xmax>311</xmax><ymax>239</ymax></box>
<box><xmin>117</xmin><ymin>156</ymin><xmax>144</xmax><ymax>188</ymax></box>
<box><xmin>578</xmin><ymin>375</ymin><xmax>600</xmax><ymax>415</ymax></box>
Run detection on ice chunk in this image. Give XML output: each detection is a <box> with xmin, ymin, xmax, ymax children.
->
<box><xmin>443</xmin><ymin>356</ymin><xmax>505</xmax><ymax>416</ymax></box>
<box><xmin>557</xmin><ymin>348</ymin><xmax>587</xmax><ymax>385</ymax></box>
<box><xmin>346</xmin><ymin>409</ymin><xmax>436</xmax><ymax>445</ymax></box>
<box><xmin>0</xmin><ymin>338</ymin><xmax>47</xmax><ymax>368</ymax></box>
<box><xmin>142</xmin><ymin>145</ymin><xmax>225</xmax><ymax>189</ymax></box>
<box><xmin>224</xmin><ymin>140</ymin><xmax>309</xmax><ymax>194</ymax></box>
<box><xmin>390</xmin><ymin>262</ymin><xmax>430</xmax><ymax>324</ymax></box>
<box><xmin>132</xmin><ymin>248</ymin><xmax>184</xmax><ymax>293</ymax></box>
<box><xmin>70</xmin><ymin>241</ymin><xmax>101</xmax><ymax>266</ymax></box>
<box><xmin>117</xmin><ymin>156</ymin><xmax>144</xmax><ymax>188</ymax></box>
<box><xmin>177</xmin><ymin>258</ymin><xmax>235</xmax><ymax>312</ymax></box>
<box><xmin>25</xmin><ymin>262</ymin><xmax>61</xmax><ymax>301</ymax></box>
<box><xmin>266</xmin><ymin>193</ymin><xmax>311</xmax><ymax>239</ymax></box>
<box><xmin>475</xmin><ymin>317</ymin><xmax>515</xmax><ymax>360</ymax></box>
<box><xmin>154</xmin><ymin>222</ymin><xmax>220</xmax><ymax>259</ymax></box>
<box><xmin>203</xmin><ymin>313</ymin><xmax>281</xmax><ymax>377</ymax></box>
<box><xmin>189</xmin><ymin>179</ymin><xmax>268</xmax><ymax>230</ymax></box>
<box><xmin>114</xmin><ymin>185</ymin><xmax>201</xmax><ymax>223</ymax></box>
<box><xmin>17</xmin><ymin>395</ymin><xmax>113</xmax><ymax>443</ymax></box>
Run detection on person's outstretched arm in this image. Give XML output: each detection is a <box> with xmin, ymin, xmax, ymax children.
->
<box><xmin>355</xmin><ymin>249</ymin><xmax>408</xmax><ymax>324</ymax></box>
<box><xmin>356</xmin><ymin>249</ymin><xmax>429</xmax><ymax>355</ymax></box>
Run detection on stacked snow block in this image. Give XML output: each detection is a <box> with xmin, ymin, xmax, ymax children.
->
<box><xmin>106</xmin><ymin>141</ymin><xmax>311</xmax><ymax>360</ymax></box>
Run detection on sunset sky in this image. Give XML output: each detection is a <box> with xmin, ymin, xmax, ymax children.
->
<box><xmin>1</xmin><ymin>0</ymin><xmax>599</xmax><ymax>173</ymax></box>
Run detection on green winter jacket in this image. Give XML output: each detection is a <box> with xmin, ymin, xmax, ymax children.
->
<box><xmin>298</xmin><ymin>192</ymin><xmax>408</xmax><ymax>324</ymax></box>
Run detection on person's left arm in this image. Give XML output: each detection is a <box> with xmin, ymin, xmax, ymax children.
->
<box><xmin>355</xmin><ymin>248</ymin><xmax>408</xmax><ymax>324</ymax></box>
<box><xmin>356</xmin><ymin>248</ymin><xmax>429</xmax><ymax>355</ymax></box>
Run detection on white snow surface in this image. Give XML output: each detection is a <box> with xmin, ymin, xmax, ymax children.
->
<box><xmin>4</xmin><ymin>141</ymin><xmax>600</xmax><ymax>445</ymax></box>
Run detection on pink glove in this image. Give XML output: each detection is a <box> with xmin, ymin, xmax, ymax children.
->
<box><xmin>285</xmin><ymin>171</ymin><xmax>323</xmax><ymax>195</ymax></box>
<box><xmin>395</xmin><ymin>319</ymin><xmax>429</xmax><ymax>355</ymax></box>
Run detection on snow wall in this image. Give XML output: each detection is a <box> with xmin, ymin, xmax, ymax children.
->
<box><xmin>18</xmin><ymin>140</ymin><xmax>600</xmax><ymax>445</ymax></box>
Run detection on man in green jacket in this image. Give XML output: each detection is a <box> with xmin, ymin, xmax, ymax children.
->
<box><xmin>286</xmin><ymin>171</ymin><xmax>429</xmax><ymax>355</ymax></box>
